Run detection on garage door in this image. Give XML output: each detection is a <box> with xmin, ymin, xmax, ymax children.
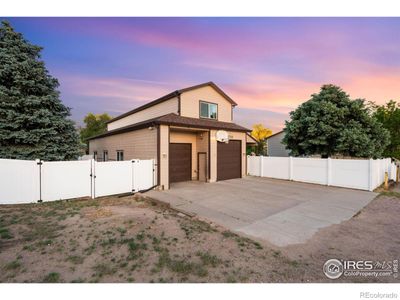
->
<box><xmin>169</xmin><ymin>143</ymin><xmax>192</xmax><ymax>183</ymax></box>
<box><xmin>217</xmin><ymin>140</ymin><xmax>241</xmax><ymax>181</ymax></box>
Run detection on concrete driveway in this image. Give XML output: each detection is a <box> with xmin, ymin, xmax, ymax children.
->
<box><xmin>146</xmin><ymin>176</ymin><xmax>377</xmax><ymax>247</ymax></box>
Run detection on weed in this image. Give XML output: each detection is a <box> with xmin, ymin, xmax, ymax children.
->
<box><xmin>67</xmin><ymin>255</ymin><xmax>85</xmax><ymax>265</ymax></box>
<box><xmin>272</xmin><ymin>250</ymin><xmax>281</xmax><ymax>258</ymax></box>
<box><xmin>379</xmin><ymin>191</ymin><xmax>400</xmax><ymax>198</ymax></box>
<box><xmin>93</xmin><ymin>263</ymin><xmax>116</xmax><ymax>277</ymax></box>
<box><xmin>117</xmin><ymin>227</ymin><xmax>127</xmax><ymax>236</ymax></box>
<box><xmin>155</xmin><ymin>248</ymin><xmax>208</xmax><ymax>277</ymax></box>
<box><xmin>196</xmin><ymin>251</ymin><xmax>222</xmax><ymax>267</ymax></box>
<box><xmin>5</xmin><ymin>260</ymin><xmax>21</xmax><ymax>270</ymax></box>
<box><xmin>43</xmin><ymin>272</ymin><xmax>61</xmax><ymax>283</ymax></box>
<box><xmin>0</xmin><ymin>227</ymin><xmax>13</xmax><ymax>239</ymax></box>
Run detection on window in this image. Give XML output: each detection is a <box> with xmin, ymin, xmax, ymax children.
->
<box><xmin>117</xmin><ymin>150</ymin><xmax>124</xmax><ymax>161</ymax></box>
<box><xmin>93</xmin><ymin>151</ymin><xmax>97</xmax><ymax>160</ymax></box>
<box><xmin>103</xmin><ymin>150</ymin><xmax>108</xmax><ymax>162</ymax></box>
<box><xmin>200</xmin><ymin>101</ymin><xmax>218</xmax><ymax>119</ymax></box>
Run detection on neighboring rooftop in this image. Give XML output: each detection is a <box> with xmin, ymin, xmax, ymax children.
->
<box><xmin>88</xmin><ymin>113</ymin><xmax>250</xmax><ymax>140</ymax></box>
<box><xmin>107</xmin><ymin>81</ymin><xmax>238</xmax><ymax>124</ymax></box>
<box><xmin>265</xmin><ymin>130</ymin><xmax>284</xmax><ymax>139</ymax></box>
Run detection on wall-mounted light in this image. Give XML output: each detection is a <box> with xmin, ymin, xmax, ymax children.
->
<box><xmin>148</xmin><ymin>126</ymin><xmax>154</xmax><ymax>130</ymax></box>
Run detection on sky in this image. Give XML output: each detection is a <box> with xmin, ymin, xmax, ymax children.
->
<box><xmin>4</xmin><ymin>17</ymin><xmax>400</xmax><ymax>132</ymax></box>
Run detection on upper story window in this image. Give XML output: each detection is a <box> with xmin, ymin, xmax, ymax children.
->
<box><xmin>200</xmin><ymin>101</ymin><xmax>218</xmax><ymax>120</ymax></box>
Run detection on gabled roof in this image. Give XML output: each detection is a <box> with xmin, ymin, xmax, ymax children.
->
<box><xmin>265</xmin><ymin>130</ymin><xmax>284</xmax><ymax>140</ymax></box>
<box><xmin>88</xmin><ymin>113</ymin><xmax>250</xmax><ymax>140</ymax></box>
<box><xmin>107</xmin><ymin>81</ymin><xmax>237</xmax><ymax>124</ymax></box>
<box><xmin>246</xmin><ymin>133</ymin><xmax>258</xmax><ymax>144</ymax></box>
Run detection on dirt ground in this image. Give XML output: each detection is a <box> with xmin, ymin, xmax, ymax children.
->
<box><xmin>0</xmin><ymin>190</ymin><xmax>399</xmax><ymax>283</ymax></box>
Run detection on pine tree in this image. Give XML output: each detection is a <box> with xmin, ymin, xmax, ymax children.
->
<box><xmin>0</xmin><ymin>20</ymin><xmax>80</xmax><ymax>160</ymax></box>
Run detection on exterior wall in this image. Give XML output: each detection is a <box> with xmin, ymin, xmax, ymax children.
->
<box><xmin>89</xmin><ymin>128</ymin><xmax>157</xmax><ymax>161</ymax></box>
<box><xmin>266</xmin><ymin>132</ymin><xmax>290</xmax><ymax>157</ymax></box>
<box><xmin>107</xmin><ymin>97</ymin><xmax>179</xmax><ymax>131</ymax></box>
<box><xmin>180</xmin><ymin>86</ymin><xmax>233</xmax><ymax>122</ymax></box>
<box><xmin>209</xmin><ymin>130</ymin><xmax>246</xmax><ymax>182</ymax></box>
<box><xmin>170</xmin><ymin>131</ymin><xmax>197</xmax><ymax>180</ymax></box>
<box><xmin>209</xmin><ymin>130</ymin><xmax>217</xmax><ymax>182</ymax></box>
<box><xmin>246</xmin><ymin>134</ymin><xmax>257</xmax><ymax>145</ymax></box>
<box><xmin>159</xmin><ymin>125</ymin><xmax>170</xmax><ymax>190</ymax></box>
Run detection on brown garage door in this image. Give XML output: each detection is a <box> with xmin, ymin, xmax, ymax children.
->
<box><xmin>217</xmin><ymin>140</ymin><xmax>241</xmax><ymax>181</ymax></box>
<box><xmin>169</xmin><ymin>143</ymin><xmax>192</xmax><ymax>183</ymax></box>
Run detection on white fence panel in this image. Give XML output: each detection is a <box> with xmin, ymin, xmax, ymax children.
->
<box><xmin>262</xmin><ymin>157</ymin><xmax>290</xmax><ymax>180</ymax></box>
<box><xmin>0</xmin><ymin>159</ymin><xmax>40</xmax><ymax>204</ymax></box>
<box><xmin>390</xmin><ymin>163</ymin><xmax>397</xmax><ymax>181</ymax></box>
<box><xmin>132</xmin><ymin>159</ymin><xmax>155</xmax><ymax>192</ymax></box>
<box><xmin>330</xmin><ymin>159</ymin><xmax>369</xmax><ymax>190</ymax></box>
<box><xmin>292</xmin><ymin>158</ymin><xmax>327</xmax><ymax>185</ymax></box>
<box><xmin>41</xmin><ymin>160</ymin><xmax>92</xmax><ymax>201</ymax></box>
<box><xmin>247</xmin><ymin>156</ymin><xmax>261</xmax><ymax>176</ymax></box>
<box><xmin>247</xmin><ymin>156</ymin><xmax>395</xmax><ymax>191</ymax></box>
<box><xmin>94</xmin><ymin>160</ymin><xmax>133</xmax><ymax>197</ymax></box>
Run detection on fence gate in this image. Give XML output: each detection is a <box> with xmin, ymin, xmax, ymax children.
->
<box><xmin>93</xmin><ymin>159</ymin><xmax>155</xmax><ymax>198</ymax></box>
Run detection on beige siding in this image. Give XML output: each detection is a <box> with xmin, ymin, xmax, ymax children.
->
<box><xmin>107</xmin><ymin>97</ymin><xmax>179</xmax><ymax>131</ymax></box>
<box><xmin>170</xmin><ymin>131</ymin><xmax>197</xmax><ymax>180</ymax></box>
<box><xmin>209</xmin><ymin>130</ymin><xmax>217</xmax><ymax>182</ymax></box>
<box><xmin>88</xmin><ymin>127</ymin><xmax>157</xmax><ymax>161</ymax></box>
<box><xmin>159</xmin><ymin>125</ymin><xmax>169</xmax><ymax>190</ymax></box>
<box><xmin>246</xmin><ymin>134</ymin><xmax>257</xmax><ymax>144</ymax></box>
<box><xmin>180</xmin><ymin>86</ymin><xmax>233</xmax><ymax>122</ymax></box>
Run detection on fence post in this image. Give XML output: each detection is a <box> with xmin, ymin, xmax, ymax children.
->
<box><xmin>260</xmin><ymin>155</ymin><xmax>264</xmax><ymax>177</ymax></box>
<box><xmin>327</xmin><ymin>158</ymin><xmax>332</xmax><ymax>186</ymax></box>
<box><xmin>289</xmin><ymin>156</ymin><xmax>293</xmax><ymax>180</ymax></box>
<box><xmin>368</xmin><ymin>158</ymin><xmax>373</xmax><ymax>191</ymax></box>
<box><xmin>36</xmin><ymin>159</ymin><xmax>43</xmax><ymax>202</ymax></box>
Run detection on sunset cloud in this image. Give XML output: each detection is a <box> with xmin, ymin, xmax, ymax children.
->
<box><xmin>6</xmin><ymin>17</ymin><xmax>399</xmax><ymax>130</ymax></box>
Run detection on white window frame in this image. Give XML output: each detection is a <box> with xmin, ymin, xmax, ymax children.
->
<box><xmin>199</xmin><ymin>101</ymin><xmax>218</xmax><ymax>120</ymax></box>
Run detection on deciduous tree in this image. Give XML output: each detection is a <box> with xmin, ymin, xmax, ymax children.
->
<box><xmin>250</xmin><ymin>124</ymin><xmax>272</xmax><ymax>155</ymax></box>
<box><xmin>283</xmin><ymin>84</ymin><xmax>390</xmax><ymax>158</ymax></box>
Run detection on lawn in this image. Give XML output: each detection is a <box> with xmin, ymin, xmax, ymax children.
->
<box><xmin>0</xmin><ymin>192</ymin><xmax>399</xmax><ymax>283</ymax></box>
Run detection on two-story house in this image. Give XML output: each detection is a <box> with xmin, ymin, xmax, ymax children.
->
<box><xmin>88</xmin><ymin>82</ymin><xmax>254</xmax><ymax>190</ymax></box>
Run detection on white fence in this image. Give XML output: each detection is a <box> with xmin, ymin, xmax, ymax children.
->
<box><xmin>247</xmin><ymin>156</ymin><xmax>397</xmax><ymax>191</ymax></box>
<box><xmin>0</xmin><ymin>158</ymin><xmax>156</xmax><ymax>204</ymax></box>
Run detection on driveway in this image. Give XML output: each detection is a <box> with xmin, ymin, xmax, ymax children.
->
<box><xmin>146</xmin><ymin>177</ymin><xmax>377</xmax><ymax>246</ymax></box>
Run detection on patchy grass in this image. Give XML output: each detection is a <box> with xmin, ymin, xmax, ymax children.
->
<box><xmin>67</xmin><ymin>255</ymin><xmax>85</xmax><ymax>265</ymax></box>
<box><xmin>42</xmin><ymin>272</ymin><xmax>61</xmax><ymax>283</ymax></box>
<box><xmin>5</xmin><ymin>260</ymin><xmax>21</xmax><ymax>270</ymax></box>
<box><xmin>1</xmin><ymin>193</ymin><xmax>395</xmax><ymax>283</ymax></box>
<box><xmin>0</xmin><ymin>227</ymin><xmax>13</xmax><ymax>239</ymax></box>
<box><xmin>379</xmin><ymin>191</ymin><xmax>400</xmax><ymax>198</ymax></box>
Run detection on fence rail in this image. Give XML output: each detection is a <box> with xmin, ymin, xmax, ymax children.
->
<box><xmin>247</xmin><ymin>156</ymin><xmax>397</xmax><ymax>191</ymax></box>
<box><xmin>0</xmin><ymin>158</ymin><xmax>156</xmax><ymax>204</ymax></box>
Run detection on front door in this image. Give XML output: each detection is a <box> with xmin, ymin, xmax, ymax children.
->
<box><xmin>198</xmin><ymin>152</ymin><xmax>207</xmax><ymax>182</ymax></box>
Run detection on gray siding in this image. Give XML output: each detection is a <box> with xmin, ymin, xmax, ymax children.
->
<box><xmin>266</xmin><ymin>132</ymin><xmax>290</xmax><ymax>157</ymax></box>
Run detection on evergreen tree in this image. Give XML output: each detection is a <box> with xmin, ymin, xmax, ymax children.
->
<box><xmin>0</xmin><ymin>20</ymin><xmax>80</xmax><ymax>160</ymax></box>
<box><xmin>283</xmin><ymin>84</ymin><xmax>390</xmax><ymax>158</ymax></box>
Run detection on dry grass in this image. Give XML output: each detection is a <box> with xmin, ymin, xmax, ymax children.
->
<box><xmin>0</xmin><ymin>192</ymin><xmax>398</xmax><ymax>283</ymax></box>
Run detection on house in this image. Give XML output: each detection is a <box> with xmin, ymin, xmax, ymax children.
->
<box><xmin>265</xmin><ymin>131</ymin><xmax>290</xmax><ymax>157</ymax></box>
<box><xmin>88</xmin><ymin>82</ymin><xmax>252</xmax><ymax>190</ymax></box>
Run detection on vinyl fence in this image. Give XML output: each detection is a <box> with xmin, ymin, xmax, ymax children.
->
<box><xmin>247</xmin><ymin>156</ymin><xmax>397</xmax><ymax>191</ymax></box>
<box><xmin>0</xmin><ymin>158</ymin><xmax>156</xmax><ymax>204</ymax></box>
